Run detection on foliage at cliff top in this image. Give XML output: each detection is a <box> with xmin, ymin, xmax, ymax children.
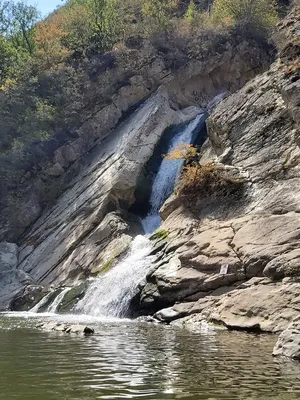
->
<box><xmin>0</xmin><ymin>0</ymin><xmax>280</xmax><ymax>157</ymax></box>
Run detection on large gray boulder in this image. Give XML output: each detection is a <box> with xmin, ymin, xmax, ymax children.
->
<box><xmin>0</xmin><ymin>269</ymin><xmax>33</xmax><ymax>311</ymax></box>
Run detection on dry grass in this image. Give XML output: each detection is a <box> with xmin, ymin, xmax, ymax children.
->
<box><xmin>177</xmin><ymin>162</ymin><xmax>245</xmax><ymax>198</ymax></box>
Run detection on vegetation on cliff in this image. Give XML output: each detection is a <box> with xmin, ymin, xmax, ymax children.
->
<box><xmin>165</xmin><ymin>144</ymin><xmax>245</xmax><ymax>198</ymax></box>
<box><xmin>0</xmin><ymin>0</ymin><xmax>285</xmax><ymax>237</ymax></box>
<box><xmin>0</xmin><ymin>0</ymin><xmax>280</xmax><ymax>153</ymax></box>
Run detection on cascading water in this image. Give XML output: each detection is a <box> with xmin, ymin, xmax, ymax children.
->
<box><xmin>35</xmin><ymin>113</ymin><xmax>205</xmax><ymax>318</ymax></box>
<box><xmin>141</xmin><ymin>113</ymin><xmax>205</xmax><ymax>234</ymax></box>
<box><xmin>30</xmin><ymin>291</ymin><xmax>54</xmax><ymax>313</ymax></box>
<box><xmin>46</xmin><ymin>287</ymin><xmax>71</xmax><ymax>313</ymax></box>
<box><xmin>74</xmin><ymin>113</ymin><xmax>205</xmax><ymax>318</ymax></box>
<box><xmin>75</xmin><ymin>236</ymin><xmax>155</xmax><ymax>317</ymax></box>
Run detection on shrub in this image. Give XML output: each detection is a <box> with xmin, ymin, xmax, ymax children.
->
<box><xmin>212</xmin><ymin>0</ymin><xmax>279</xmax><ymax>37</ymax></box>
<box><xmin>142</xmin><ymin>0</ymin><xmax>176</xmax><ymax>34</ymax></box>
<box><xmin>177</xmin><ymin>162</ymin><xmax>245</xmax><ymax>198</ymax></box>
<box><xmin>164</xmin><ymin>143</ymin><xmax>198</xmax><ymax>161</ymax></box>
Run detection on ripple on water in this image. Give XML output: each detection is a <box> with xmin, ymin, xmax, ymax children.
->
<box><xmin>0</xmin><ymin>314</ymin><xmax>300</xmax><ymax>400</ymax></box>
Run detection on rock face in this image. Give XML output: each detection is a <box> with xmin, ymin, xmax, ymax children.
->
<box><xmin>0</xmin><ymin>35</ymin><xmax>272</xmax><ymax>242</ymax></box>
<box><xmin>0</xmin><ymin>242</ymin><xmax>40</xmax><ymax>311</ymax></box>
<box><xmin>273</xmin><ymin>317</ymin><xmax>300</xmax><ymax>359</ymax></box>
<box><xmin>0</xmin><ymin>242</ymin><xmax>19</xmax><ymax>270</ymax></box>
<box><xmin>10</xmin><ymin>285</ymin><xmax>47</xmax><ymax>312</ymax></box>
<box><xmin>139</xmin><ymin>7</ymin><xmax>300</xmax><ymax>333</ymax></box>
<box><xmin>0</xmin><ymin>87</ymin><xmax>203</xmax><ymax>311</ymax></box>
<box><xmin>17</xmin><ymin>88</ymin><xmax>192</xmax><ymax>288</ymax></box>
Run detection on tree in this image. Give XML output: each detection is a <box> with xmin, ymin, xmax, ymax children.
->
<box><xmin>142</xmin><ymin>0</ymin><xmax>175</xmax><ymax>34</ymax></box>
<box><xmin>86</xmin><ymin>0</ymin><xmax>121</xmax><ymax>53</ymax></box>
<box><xmin>34</xmin><ymin>13</ymin><xmax>70</xmax><ymax>69</ymax></box>
<box><xmin>185</xmin><ymin>0</ymin><xmax>198</xmax><ymax>30</ymax></box>
<box><xmin>10</xmin><ymin>1</ymin><xmax>40</xmax><ymax>55</ymax></box>
<box><xmin>0</xmin><ymin>37</ymin><xmax>18</xmax><ymax>86</ymax></box>
<box><xmin>212</xmin><ymin>0</ymin><xmax>278</xmax><ymax>35</ymax></box>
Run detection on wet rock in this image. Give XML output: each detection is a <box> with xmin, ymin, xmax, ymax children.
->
<box><xmin>10</xmin><ymin>285</ymin><xmax>48</xmax><ymax>311</ymax></box>
<box><xmin>38</xmin><ymin>322</ymin><xmax>95</xmax><ymax>335</ymax></box>
<box><xmin>83</xmin><ymin>326</ymin><xmax>95</xmax><ymax>335</ymax></box>
<box><xmin>36</xmin><ymin>288</ymin><xmax>63</xmax><ymax>313</ymax></box>
<box><xmin>154</xmin><ymin>307</ymin><xmax>182</xmax><ymax>323</ymax></box>
<box><xmin>135</xmin><ymin>315</ymin><xmax>159</xmax><ymax>324</ymax></box>
<box><xmin>149</xmin><ymin>238</ymin><xmax>167</xmax><ymax>256</ymax></box>
<box><xmin>57</xmin><ymin>281</ymin><xmax>91</xmax><ymax>313</ymax></box>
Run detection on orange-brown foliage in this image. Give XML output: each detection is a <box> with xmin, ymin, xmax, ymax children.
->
<box><xmin>164</xmin><ymin>143</ymin><xmax>198</xmax><ymax>160</ymax></box>
<box><xmin>177</xmin><ymin>162</ymin><xmax>244</xmax><ymax>198</ymax></box>
<box><xmin>34</xmin><ymin>13</ymin><xmax>70</xmax><ymax>69</ymax></box>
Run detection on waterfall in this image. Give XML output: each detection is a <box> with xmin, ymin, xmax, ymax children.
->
<box><xmin>142</xmin><ymin>113</ymin><xmax>204</xmax><ymax>234</ymax></box>
<box><xmin>33</xmin><ymin>113</ymin><xmax>204</xmax><ymax>318</ymax></box>
<box><xmin>30</xmin><ymin>291</ymin><xmax>54</xmax><ymax>313</ymax></box>
<box><xmin>75</xmin><ymin>236</ymin><xmax>155</xmax><ymax>317</ymax></box>
<box><xmin>47</xmin><ymin>287</ymin><xmax>71</xmax><ymax>314</ymax></box>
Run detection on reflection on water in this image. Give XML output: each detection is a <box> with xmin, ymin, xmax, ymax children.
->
<box><xmin>0</xmin><ymin>314</ymin><xmax>300</xmax><ymax>399</ymax></box>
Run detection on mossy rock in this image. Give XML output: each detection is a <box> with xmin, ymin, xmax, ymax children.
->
<box><xmin>57</xmin><ymin>281</ymin><xmax>91</xmax><ymax>313</ymax></box>
<box><xmin>101</xmin><ymin>258</ymin><xmax>115</xmax><ymax>274</ymax></box>
<box><xmin>150</xmin><ymin>229</ymin><xmax>169</xmax><ymax>241</ymax></box>
<box><xmin>38</xmin><ymin>288</ymin><xmax>63</xmax><ymax>313</ymax></box>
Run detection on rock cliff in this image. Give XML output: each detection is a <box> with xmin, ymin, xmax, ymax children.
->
<box><xmin>0</xmin><ymin>88</ymin><xmax>201</xmax><ymax>310</ymax></box>
<box><xmin>140</xmin><ymin>6</ymin><xmax>300</xmax><ymax>337</ymax></box>
<box><xmin>0</xmin><ymin>34</ymin><xmax>272</xmax><ymax>242</ymax></box>
<box><xmin>1</xmin><ymin>4</ymin><xmax>300</xmax><ymax>354</ymax></box>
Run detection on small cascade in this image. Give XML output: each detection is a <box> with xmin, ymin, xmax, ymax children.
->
<box><xmin>30</xmin><ymin>291</ymin><xmax>54</xmax><ymax>313</ymax></box>
<box><xmin>75</xmin><ymin>236</ymin><xmax>154</xmax><ymax>317</ymax></box>
<box><xmin>47</xmin><ymin>287</ymin><xmax>71</xmax><ymax>314</ymax></box>
<box><xmin>142</xmin><ymin>113</ymin><xmax>205</xmax><ymax>234</ymax></box>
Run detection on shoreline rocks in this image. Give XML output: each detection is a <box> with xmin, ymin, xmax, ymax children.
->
<box><xmin>37</xmin><ymin>322</ymin><xmax>95</xmax><ymax>336</ymax></box>
<box><xmin>273</xmin><ymin>317</ymin><xmax>300</xmax><ymax>359</ymax></box>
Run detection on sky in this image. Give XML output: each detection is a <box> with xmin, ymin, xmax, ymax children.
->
<box><xmin>27</xmin><ymin>0</ymin><xmax>66</xmax><ymax>16</ymax></box>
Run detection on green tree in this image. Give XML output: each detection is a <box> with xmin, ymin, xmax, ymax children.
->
<box><xmin>212</xmin><ymin>0</ymin><xmax>278</xmax><ymax>35</ymax></box>
<box><xmin>142</xmin><ymin>0</ymin><xmax>175</xmax><ymax>34</ymax></box>
<box><xmin>86</xmin><ymin>0</ymin><xmax>121</xmax><ymax>53</ymax></box>
<box><xmin>185</xmin><ymin>0</ymin><xmax>198</xmax><ymax>30</ymax></box>
<box><xmin>0</xmin><ymin>37</ymin><xmax>19</xmax><ymax>86</ymax></box>
<box><xmin>9</xmin><ymin>1</ymin><xmax>40</xmax><ymax>55</ymax></box>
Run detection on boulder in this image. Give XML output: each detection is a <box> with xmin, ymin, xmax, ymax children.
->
<box><xmin>0</xmin><ymin>269</ymin><xmax>34</xmax><ymax>311</ymax></box>
<box><xmin>37</xmin><ymin>322</ymin><xmax>95</xmax><ymax>335</ymax></box>
<box><xmin>57</xmin><ymin>281</ymin><xmax>91</xmax><ymax>313</ymax></box>
<box><xmin>10</xmin><ymin>284</ymin><xmax>48</xmax><ymax>311</ymax></box>
<box><xmin>273</xmin><ymin>317</ymin><xmax>300</xmax><ymax>359</ymax></box>
<box><xmin>209</xmin><ymin>278</ymin><xmax>300</xmax><ymax>333</ymax></box>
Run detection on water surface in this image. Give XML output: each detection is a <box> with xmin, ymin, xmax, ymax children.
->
<box><xmin>0</xmin><ymin>314</ymin><xmax>300</xmax><ymax>400</ymax></box>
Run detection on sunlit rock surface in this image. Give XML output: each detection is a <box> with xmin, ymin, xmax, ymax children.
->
<box><xmin>139</xmin><ymin>7</ymin><xmax>300</xmax><ymax>332</ymax></box>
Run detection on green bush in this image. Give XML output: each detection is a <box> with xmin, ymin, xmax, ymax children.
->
<box><xmin>212</xmin><ymin>0</ymin><xmax>279</xmax><ymax>36</ymax></box>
